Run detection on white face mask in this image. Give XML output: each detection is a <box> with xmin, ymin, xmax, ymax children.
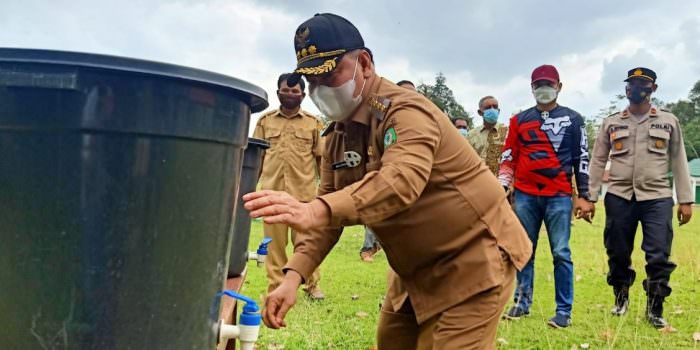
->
<box><xmin>309</xmin><ymin>56</ymin><xmax>366</xmax><ymax>121</ymax></box>
<box><xmin>533</xmin><ymin>85</ymin><xmax>558</xmax><ymax>104</ymax></box>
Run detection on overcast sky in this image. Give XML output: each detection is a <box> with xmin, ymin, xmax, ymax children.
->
<box><xmin>2</xmin><ymin>0</ymin><xmax>699</xmax><ymax>133</ymax></box>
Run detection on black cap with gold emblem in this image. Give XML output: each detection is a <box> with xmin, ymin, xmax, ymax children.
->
<box><xmin>624</xmin><ymin>67</ymin><xmax>657</xmax><ymax>83</ymax></box>
<box><xmin>291</xmin><ymin>13</ymin><xmax>365</xmax><ymax>80</ymax></box>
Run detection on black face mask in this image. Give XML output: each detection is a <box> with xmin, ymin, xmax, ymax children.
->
<box><xmin>628</xmin><ymin>85</ymin><xmax>653</xmax><ymax>105</ymax></box>
<box><xmin>278</xmin><ymin>93</ymin><xmax>303</xmax><ymax>109</ymax></box>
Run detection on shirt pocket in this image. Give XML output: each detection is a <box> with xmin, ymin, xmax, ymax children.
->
<box><xmin>648</xmin><ymin>128</ymin><xmax>670</xmax><ymax>155</ymax></box>
<box><xmin>609</xmin><ymin>129</ymin><xmax>630</xmax><ymax>157</ymax></box>
<box><xmin>265</xmin><ymin>128</ymin><xmax>283</xmax><ymax>152</ymax></box>
<box><xmin>293</xmin><ymin>128</ymin><xmax>314</xmax><ymax>153</ymax></box>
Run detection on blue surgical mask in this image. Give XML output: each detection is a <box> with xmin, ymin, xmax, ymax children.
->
<box><xmin>483</xmin><ymin>108</ymin><xmax>499</xmax><ymax>124</ymax></box>
<box><xmin>459</xmin><ymin>128</ymin><xmax>468</xmax><ymax>137</ymax></box>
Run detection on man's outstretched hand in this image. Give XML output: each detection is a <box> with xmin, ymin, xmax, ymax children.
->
<box><xmin>243</xmin><ymin>190</ymin><xmax>330</xmax><ymax>232</ymax></box>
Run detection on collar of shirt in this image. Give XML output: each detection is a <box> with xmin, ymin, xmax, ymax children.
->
<box><xmin>277</xmin><ymin>107</ymin><xmax>304</xmax><ymax>119</ymax></box>
<box><xmin>622</xmin><ymin>104</ymin><xmax>658</xmax><ymax>123</ymax></box>
<box><xmin>345</xmin><ymin>75</ymin><xmax>384</xmax><ymax>126</ymax></box>
<box><xmin>480</xmin><ymin>124</ymin><xmax>497</xmax><ymax>133</ymax></box>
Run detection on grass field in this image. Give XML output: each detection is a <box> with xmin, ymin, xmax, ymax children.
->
<box><xmin>238</xmin><ymin>205</ymin><xmax>700</xmax><ymax>349</ymax></box>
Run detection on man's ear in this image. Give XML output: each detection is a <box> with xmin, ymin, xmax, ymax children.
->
<box><xmin>359</xmin><ymin>51</ymin><xmax>373</xmax><ymax>78</ymax></box>
<box><xmin>652</xmin><ymin>83</ymin><xmax>658</xmax><ymax>93</ymax></box>
<box><xmin>477</xmin><ymin>110</ymin><xmax>484</xmax><ymax>116</ymax></box>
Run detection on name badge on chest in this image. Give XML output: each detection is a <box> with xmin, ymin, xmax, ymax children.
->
<box><xmin>332</xmin><ymin>151</ymin><xmax>362</xmax><ymax>170</ymax></box>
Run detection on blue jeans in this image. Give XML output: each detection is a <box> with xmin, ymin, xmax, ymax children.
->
<box><xmin>513</xmin><ymin>190</ymin><xmax>574</xmax><ymax>316</ymax></box>
<box><xmin>360</xmin><ymin>227</ymin><xmax>378</xmax><ymax>252</ymax></box>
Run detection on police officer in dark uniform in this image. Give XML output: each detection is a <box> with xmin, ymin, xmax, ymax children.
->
<box><xmin>587</xmin><ymin>67</ymin><xmax>693</xmax><ymax>328</ymax></box>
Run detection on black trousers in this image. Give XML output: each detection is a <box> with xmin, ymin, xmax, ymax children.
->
<box><xmin>603</xmin><ymin>193</ymin><xmax>676</xmax><ymax>297</ymax></box>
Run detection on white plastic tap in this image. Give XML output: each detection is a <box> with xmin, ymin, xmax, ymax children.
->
<box><xmin>218</xmin><ymin>321</ymin><xmax>260</xmax><ymax>350</ymax></box>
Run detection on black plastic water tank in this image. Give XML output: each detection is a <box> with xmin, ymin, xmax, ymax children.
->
<box><xmin>0</xmin><ymin>48</ymin><xmax>267</xmax><ymax>349</ymax></box>
<box><xmin>227</xmin><ymin>138</ymin><xmax>269</xmax><ymax>277</ymax></box>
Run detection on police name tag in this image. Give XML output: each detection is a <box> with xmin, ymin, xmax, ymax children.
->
<box><xmin>332</xmin><ymin>151</ymin><xmax>362</xmax><ymax>170</ymax></box>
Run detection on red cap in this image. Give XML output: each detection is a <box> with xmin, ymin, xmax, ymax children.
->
<box><xmin>531</xmin><ymin>64</ymin><xmax>560</xmax><ymax>83</ymax></box>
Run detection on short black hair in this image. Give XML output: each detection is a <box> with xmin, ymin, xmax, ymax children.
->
<box><xmin>278</xmin><ymin>73</ymin><xmax>305</xmax><ymax>92</ymax></box>
<box><xmin>397</xmin><ymin>80</ymin><xmax>415</xmax><ymax>87</ymax></box>
<box><xmin>452</xmin><ymin>117</ymin><xmax>468</xmax><ymax>126</ymax></box>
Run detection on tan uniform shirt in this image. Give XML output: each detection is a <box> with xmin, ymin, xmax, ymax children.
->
<box><xmin>253</xmin><ymin>108</ymin><xmax>324</xmax><ymax>201</ymax></box>
<box><xmin>589</xmin><ymin>106</ymin><xmax>693</xmax><ymax>203</ymax></box>
<box><xmin>466</xmin><ymin>125</ymin><xmax>507</xmax><ymax>175</ymax></box>
<box><xmin>285</xmin><ymin>77</ymin><xmax>532</xmax><ymax>323</ymax></box>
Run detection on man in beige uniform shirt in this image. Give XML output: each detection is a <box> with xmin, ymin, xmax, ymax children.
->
<box><xmin>243</xmin><ymin>13</ymin><xmax>532</xmax><ymax>349</ymax></box>
<box><xmin>467</xmin><ymin>96</ymin><xmax>507</xmax><ymax>176</ymax></box>
<box><xmin>253</xmin><ymin>73</ymin><xmax>325</xmax><ymax>299</ymax></box>
<box><xmin>585</xmin><ymin>67</ymin><xmax>693</xmax><ymax>328</ymax></box>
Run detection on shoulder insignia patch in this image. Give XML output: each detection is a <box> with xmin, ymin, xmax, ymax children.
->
<box><xmin>606</xmin><ymin>111</ymin><xmax>621</xmax><ymax>119</ymax></box>
<box><xmin>369</xmin><ymin>95</ymin><xmax>391</xmax><ymax>121</ymax></box>
<box><xmin>384</xmin><ymin>127</ymin><xmax>397</xmax><ymax>148</ymax></box>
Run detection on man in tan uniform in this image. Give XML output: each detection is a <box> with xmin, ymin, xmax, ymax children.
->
<box><xmin>252</xmin><ymin>73</ymin><xmax>325</xmax><ymax>299</ymax></box>
<box><xmin>243</xmin><ymin>13</ymin><xmax>532</xmax><ymax>349</ymax></box>
<box><xmin>467</xmin><ymin>96</ymin><xmax>507</xmax><ymax>176</ymax></box>
<box><xmin>360</xmin><ymin>80</ymin><xmax>415</xmax><ymax>262</ymax></box>
<box><xmin>586</xmin><ymin>67</ymin><xmax>693</xmax><ymax>328</ymax></box>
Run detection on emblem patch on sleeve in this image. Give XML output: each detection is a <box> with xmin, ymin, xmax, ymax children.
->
<box><xmin>384</xmin><ymin>127</ymin><xmax>397</xmax><ymax>147</ymax></box>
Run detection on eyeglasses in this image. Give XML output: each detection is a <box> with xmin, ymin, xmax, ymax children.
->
<box><xmin>456</xmin><ymin>126</ymin><xmax>468</xmax><ymax>130</ymax></box>
<box><xmin>481</xmin><ymin>104</ymin><xmax>499</xmax><ymax>110</ymax></box>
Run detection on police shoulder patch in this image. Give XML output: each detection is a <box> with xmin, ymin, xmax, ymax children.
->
<box><xmin>384</xmin><ymin>127</ymin><xmax>397</xmax><ymax>147</ymax></box>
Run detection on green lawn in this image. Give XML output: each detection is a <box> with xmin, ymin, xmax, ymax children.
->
<box><xmin>238</xmin><ymin>205</ymin><xmax>700</xmax><ymax>349</ymax></box>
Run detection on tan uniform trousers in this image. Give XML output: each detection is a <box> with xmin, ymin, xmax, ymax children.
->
<box><xmin>377</xmin><ymin>256</ymin><xmax>515</xmax><ymax>350</ymax></box>
<box><xmin>264</xmin><ymin>223</ymin><xmax>320</xmax><ymax>293</ymax></box>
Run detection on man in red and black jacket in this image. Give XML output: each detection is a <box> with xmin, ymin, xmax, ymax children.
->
<box><xmin>498</xmin><ymin>65</ymin><xmax>593</xmax><ymax>328</ymax></box>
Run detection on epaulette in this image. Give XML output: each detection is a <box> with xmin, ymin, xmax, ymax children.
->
<box><xmin>321</xmin><ymin>122</ymin><xmax>336</xmax><ymax>136</ymax></box>
<box><xmin>620</xmin><ymin>110</ymin><xmax>629</xmax><ymax>118</ymax></box>
<box><xmin>368</xmin><ymin>95</ymin><xmax>391</xmax><ymax>121</ymax></box>
<box><xmin>258</xmin><ymin>109</ymin><xmax>277</xmax><ymax>121</ymax></box>
<box><xmin>300</xmin><ymin>109</ymin><xmax>320</xmax><ymax>120</ymax></box>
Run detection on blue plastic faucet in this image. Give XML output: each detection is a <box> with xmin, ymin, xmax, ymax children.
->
<box><xmin>221</xmin><ymin>290</ymin><xmax>261</xmax><ymax>326</ymax></box>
